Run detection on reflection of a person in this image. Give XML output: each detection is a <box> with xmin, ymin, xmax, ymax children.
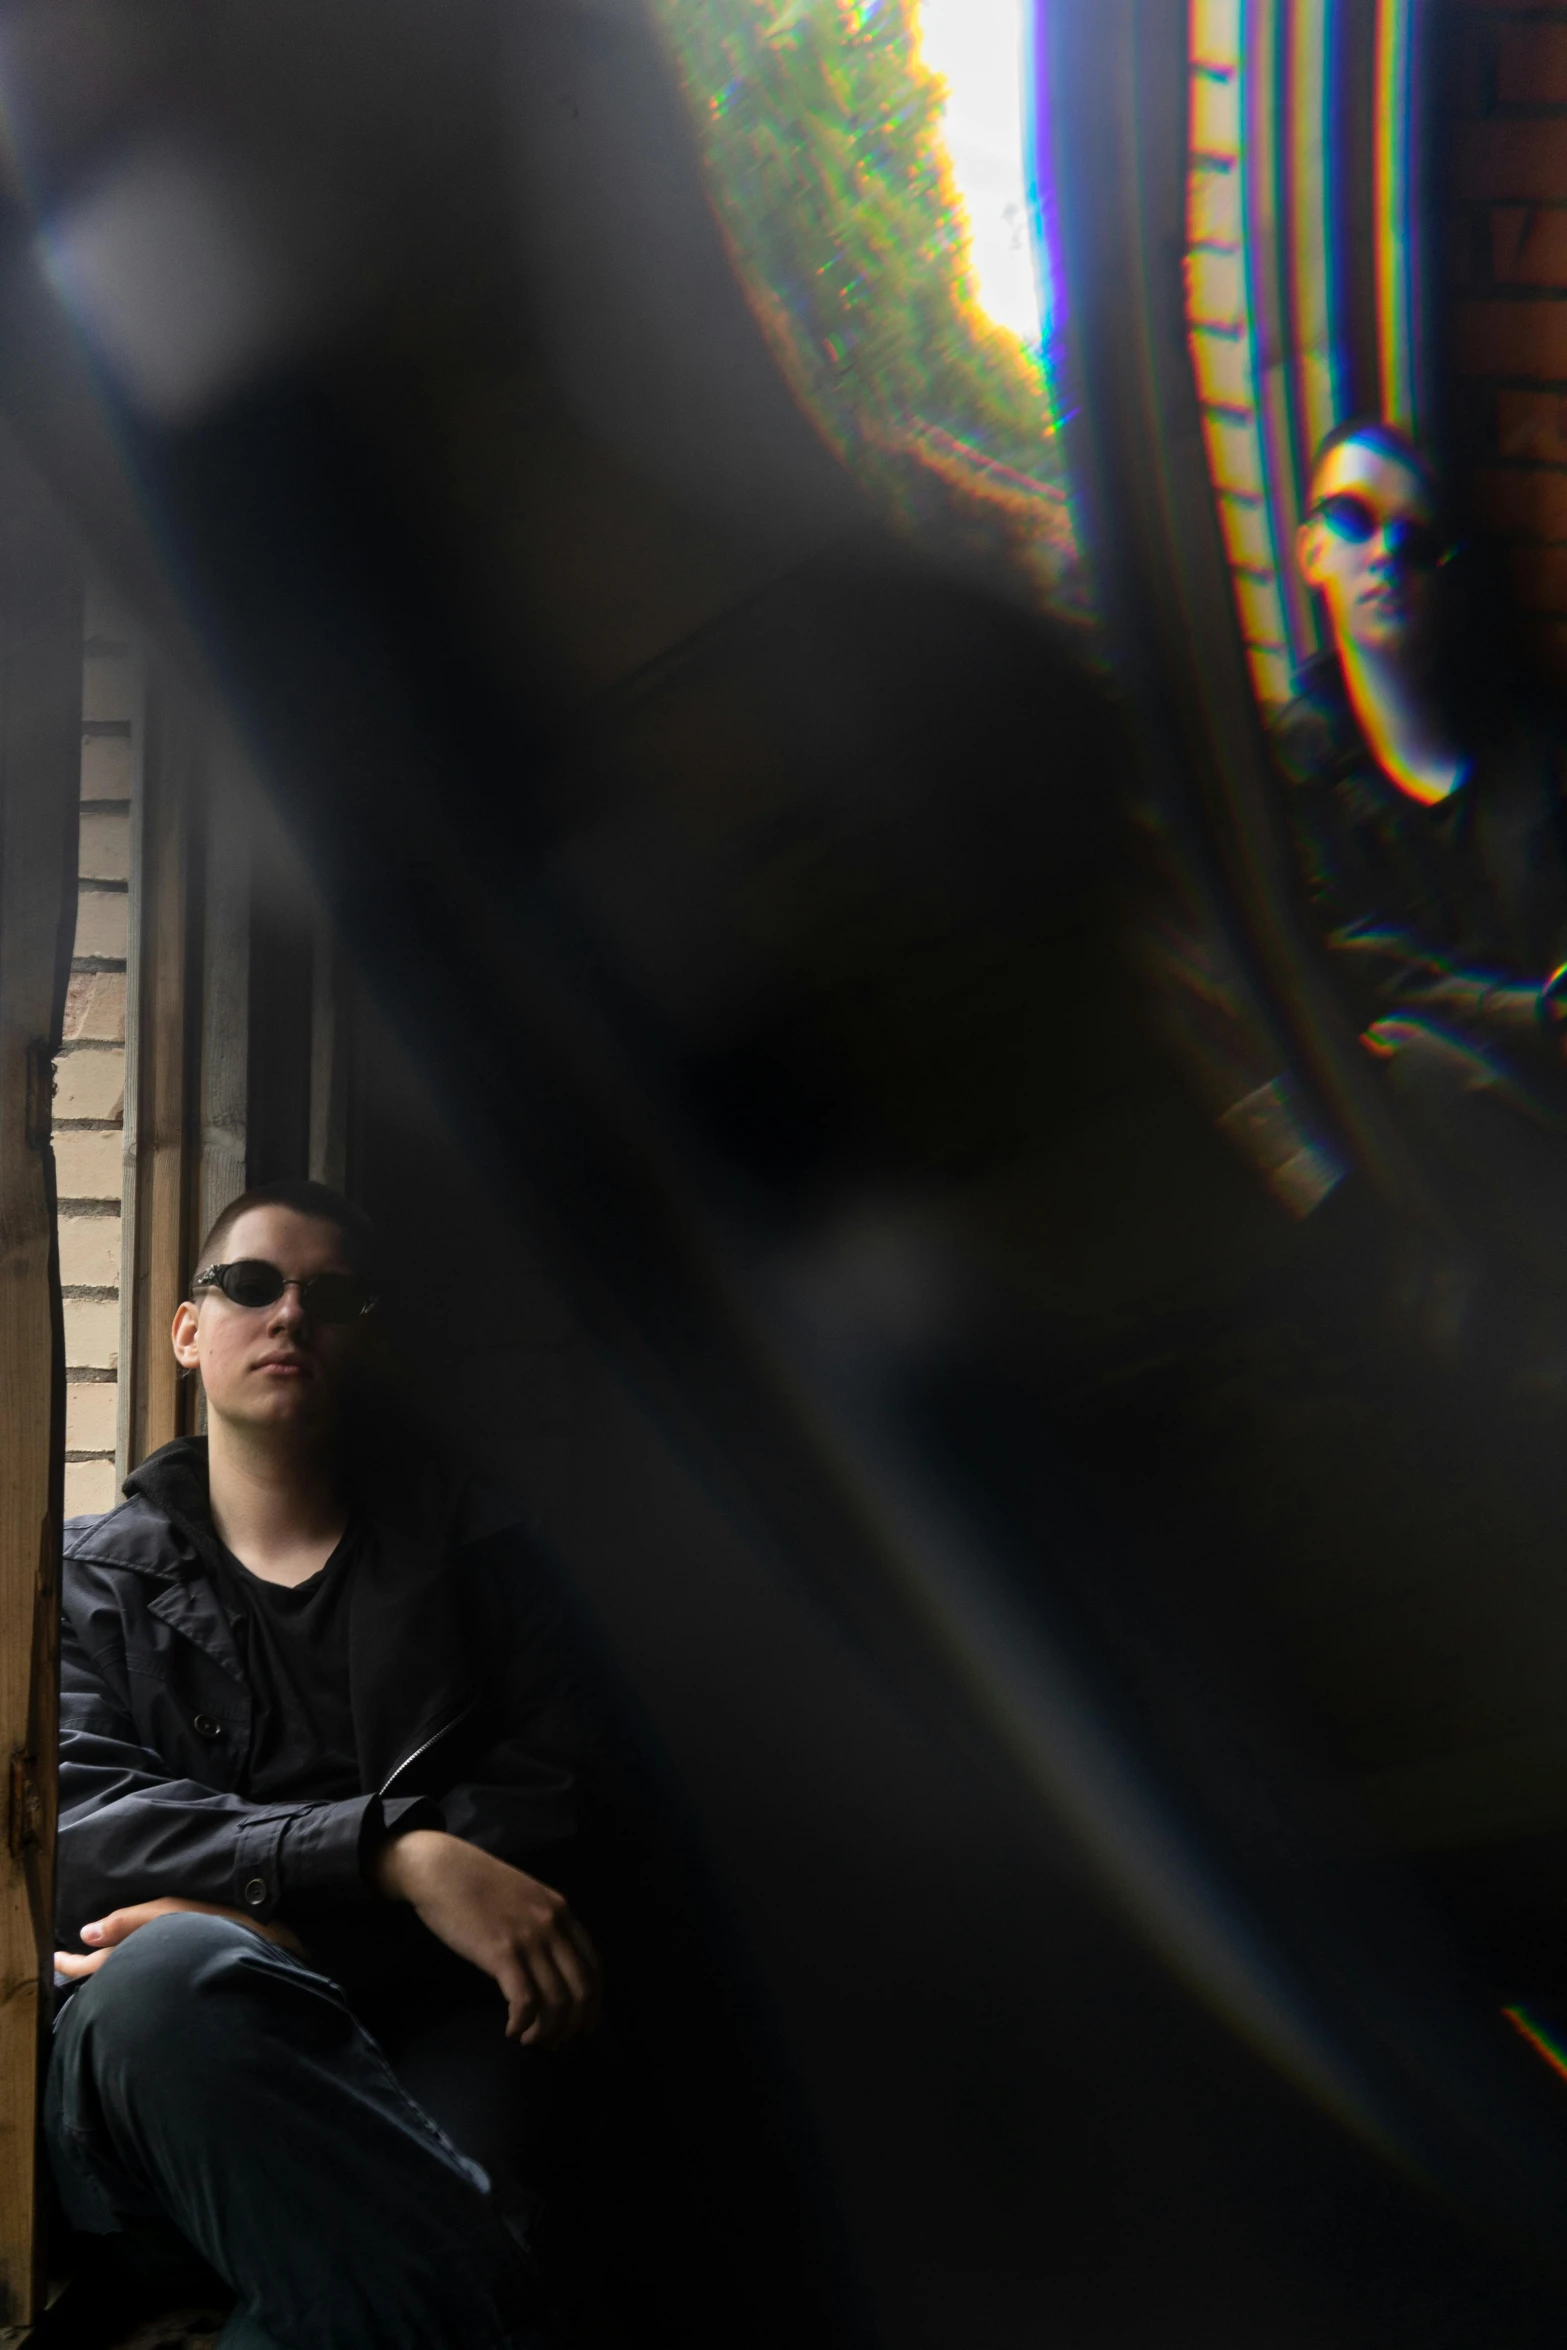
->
<box><xmin>1271</xmin><ymin>418</ymin><xmax>1567</xmax><ymax>1286</ymax></box>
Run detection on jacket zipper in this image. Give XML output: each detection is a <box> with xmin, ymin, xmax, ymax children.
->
<box><xmin>376</xmin><ymin>1695</ymin><xmax>480</xmax><ymax>1801</ymax></box>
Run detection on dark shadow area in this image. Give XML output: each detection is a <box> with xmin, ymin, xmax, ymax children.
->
<box><xmin>18</xmin><ymin>3</ymin><xmax>1567</xmax><ymax>2346</ymax></box>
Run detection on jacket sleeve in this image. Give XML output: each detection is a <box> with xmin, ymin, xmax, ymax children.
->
<box><xmin>1272</xmin><ymin>719</ymin><xmax>1557</xmax><ymax>1060</ymax></box>
<box><xmin>1315</xmin><ymin>919</ymin><xmax>1545</xmax><ymax>1046</ymax></box>
<box><xmin>56</xmin><ymin>1613</ymin><xmax>404</xmax><ymax>1945</ymax></box>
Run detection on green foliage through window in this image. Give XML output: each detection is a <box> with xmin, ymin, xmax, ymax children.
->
<box><xmin>651</xmin><ymin>0</ymin><xmax>1090</xmax><ymax>624</ymax></box>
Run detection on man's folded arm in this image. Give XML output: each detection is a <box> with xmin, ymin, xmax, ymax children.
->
<box><xmin>58</xmin><ymin>1655</ymin><xmax>413</xmax><ymax>1944</ymax></box>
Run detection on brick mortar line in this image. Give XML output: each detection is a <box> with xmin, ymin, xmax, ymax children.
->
<box><xmin>65</xmin><ymin>1451</ymin><xmax>115</xmax><ymax>1464</ymax></box>
<box><xmin>58</xmin><ymin>1199</ymin><xmax>121</xmax><ymax>1217</ymax></box>
<box><xmin>77</xmin><ymin>877</ymin><xmax>128</xmax><ymax>895</ymax></box>
<box><xmin>56</xmin><ymin>1039</ymin><xmax>125</xmax><ymax>1055</ymax></box>
<box><xmin>71</xmin><ymin>957</ymin><xmax>127</xmax><ymax>975</ymax></box>
<box><xmin>62</xmin><ymin>1286</ymin><xmax>118</xmax><ymax>1302</ymax></box>
<box><xmin>54</xmin><ymin>1118</ymin><xmax>123</xmax><ymax>1131</ymax></box>
<box><xmin>78</xmin><ymin>799</ymin><xmax>131</xmax><ymax>814</ymax></box>
<box><xmin>66</xmin><ymin>1369</ymin><xmax>115</xmax><ymax>1384</ymax></box>
<box><xmin>81</xmin><ymin>720</ymin><xmax>131</xmax><ymax>738</ymax></box>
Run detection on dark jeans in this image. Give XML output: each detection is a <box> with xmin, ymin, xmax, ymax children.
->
<box><xmin>45</xmin><ymin>1911</ymin><xmax>557</xmax><ymax>2350</ymax></box>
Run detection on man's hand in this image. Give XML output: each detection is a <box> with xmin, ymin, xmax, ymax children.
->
<box><xmin>373</xmin><ymin>1828</ymin><xmax>600</xmax><ymax>2045</ymax></box>
<box><xmin>54</xmin><ymin>1897</ymin><xmax>306</xmax><ymax>1980</ymax></box>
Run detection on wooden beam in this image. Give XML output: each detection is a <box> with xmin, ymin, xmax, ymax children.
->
<box><xmin>309</xmin><ymin>914</ymin><xmax>352</xmax><ymax>1194</ymax></box>
<box><xmin>122</xmin><ymin>663</ymin><xmax>197</xmax><ymax>1470</ymax></box>
<box><xmin>245</xmin><ymin>821</ymin><xmax>312</xmax><ymax>1187</ymax></box>
<box><xmin>0</xmin><ymin>435</ymin><xmax>83</xmax><ymax>2326</ymax></box>
<box><xmin>199</xmin><ymin>726</ymin><xmax>251</xmax><ymax>1250</ymax></box>
<box><xmin>113</xmin><ymin>630</ymin><xmax>148</xmax><ymax>1486</ymax></box>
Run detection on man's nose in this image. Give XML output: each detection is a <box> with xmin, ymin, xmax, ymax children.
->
<box><xmin>267</xmin><ymin>1283</ymin><xmax>308</xmax><ymax>1327</ymax></box>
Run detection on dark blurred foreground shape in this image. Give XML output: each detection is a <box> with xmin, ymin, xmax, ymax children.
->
<box><xmin>16</xmin><ymin>3</ymin><xmax>1567</xmax><ymax>2346</ymax></box>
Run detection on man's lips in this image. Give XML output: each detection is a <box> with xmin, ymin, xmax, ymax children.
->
<box><xmin>253</xmin><ymin>1355</ymin><xmax>311</xmax><ymax>1376</ymax></box>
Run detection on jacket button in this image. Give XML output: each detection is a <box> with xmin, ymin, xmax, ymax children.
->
<box><xmin>193</xmin><ymin>1714</ymin><xmax>222</xmax><ymax>1739</ymax></box>
<box><xmin>243</xmin><ymin>1878</ymin><xmax>268</xmax><ymax>1907</ymax></box>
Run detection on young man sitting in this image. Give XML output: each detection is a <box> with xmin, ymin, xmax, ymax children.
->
<box><xmin>1273</xmin><ymin>417</ymin><xmax>1567</xmax><ymax>1297</ymax></box>
<box><xmin>47</xmin><ymin>1178</ymin><xmax>601</xmax><ymax>2350</ymax></box>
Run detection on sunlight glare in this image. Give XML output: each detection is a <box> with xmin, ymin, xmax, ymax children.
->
<box><xmin>916</xmin><ymin>0</ymin><xmax>1042</xmax><ymax>351</ymax></box>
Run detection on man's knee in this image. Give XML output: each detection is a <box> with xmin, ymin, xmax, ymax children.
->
<box><xmin>69</xmin><ymin>1913</ymin><xmax>309</xmax><ymax>2068</ymax></box>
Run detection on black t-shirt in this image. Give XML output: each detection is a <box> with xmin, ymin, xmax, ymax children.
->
<box><xmin>1269</xmin><ymin>651</ymin><xmax>1567</xmax><ymax>1091</ymax></box>
<box><xmin>210</xmin><ymin>1524</ymin><xmax>364</xmax><ymax>1803</ymax></box>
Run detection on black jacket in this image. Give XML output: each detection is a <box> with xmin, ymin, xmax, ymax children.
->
<box><xmin>1269</xmin><ymin>652</ymin><xmax>1567</xmax><ymax>1086</ymax></box>
<box><xmin>57</xmin><ymin>1438</ymin><xmax>585</xmax><ymax>1953</ymax></box>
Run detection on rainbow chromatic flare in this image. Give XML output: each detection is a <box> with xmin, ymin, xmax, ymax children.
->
<box><xmin>1503</xmin><ymin>2003</ymin><xmax>1567</xmax><ymax>2088</ymax></box>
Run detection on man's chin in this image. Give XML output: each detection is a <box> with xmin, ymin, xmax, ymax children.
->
<box><xmin>1350</xmin><ymin>613</ymin><xmax>1419</xmax><ymax>657</ymax></box>
<box><xmin>217</xmin><ymin>1390</ymin><xmax>335</xmax><ymax>1432</ymax></box>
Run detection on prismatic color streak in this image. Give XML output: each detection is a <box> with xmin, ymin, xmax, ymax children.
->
<box><xmin>1503</xmin><ymin>2004</ymin><xmax>1567</xmax><ymax>2089</ymax></box>
<box><xmin>1244</xmin><ymin>0</ymin><xmax>1317</xmax><ymax>670</ymax></box>
<box><xmin>1374</xmin><ymin>0</ymin><xmax>1417</xmax><ymax>430</ymax></box>
<box><xmin>1186</xmin><ymin>0</ymin><xmax>1294</xmax><ymax>709</ymax></box>
<box><xmin>1288</xmin><ymin>0</ymin><xmax>1341</xmax><ymax>470</ymax></box>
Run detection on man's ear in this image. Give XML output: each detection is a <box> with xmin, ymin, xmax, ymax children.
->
<box><xmin>171</xmin><ymin>1298</ymin><xmax>201</xmax><ymax>1371</ymax></box>
<box><xmin>1296</xmin><ymin>516</ymin><xmax>1326</xmax><ymax>589</ymax></box>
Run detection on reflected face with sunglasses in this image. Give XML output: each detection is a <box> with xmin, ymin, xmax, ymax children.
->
<box><xmin>171</xmin><ymin>1204</ymin><xmax>375</xmax><ymax>1436</ymax></box>
<box><xmin>1296</xmin><ymin>439</ymin><xmax>1450</xmax><ymax>661</ymax></box>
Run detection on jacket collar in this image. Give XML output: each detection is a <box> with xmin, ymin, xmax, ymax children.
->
<box><xmin>1290</xmin><ymin>645</ymin><xmax>1514</xmax><ymax>781</ymax></box>
<box><xmin>1289</xmin><ymin>653</ymin><xmax>1369</xmax><ymax>771</ymax></box>
<box><xmin>81</xmin><ymin>1435</ymin><xmax>481</xmax><ymax>1787</ymax></box>
<box><xmin>123</xmin><ymin>1434</ymin><xmax>221</xmax><ymax>1561</ymax></box>
<box><xmin>129</xmin><ymin>1439</ymin><xmax>253</xmax><ymax>1685</ymax></box>
<box><xmin>66</xmin><ymin>1442</ymin><xmax>247</xmax><ymax>1687</ymax></box>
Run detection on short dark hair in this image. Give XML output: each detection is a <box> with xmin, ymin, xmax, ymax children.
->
<box><xmin>192</xmin><ymin>1180</ymin><xmax>376</xmax><ymax>1287</ymax></box>
<box><xmin>1307</xmin><ymin>416</ymin><xmax>1441</xmax><ymax>513</ymax></box>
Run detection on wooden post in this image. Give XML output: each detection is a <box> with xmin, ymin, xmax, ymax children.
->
<box><xmin>309</xmin><ymin>914</ymin><xmax>352</xmax><ymax>1194</ymax></box>
<box><xmin>114</xmin><ymin>629</ymin><xmax>148</xmax><ymax>1486</ymax></box>
<box><xmin>121</xmin><ymin>663</ymin><xmax>198</xmax><ymax>1470</ymax></box>
<box><xmin>199</xmin><ymin>727</ymin><xmax>251</xmax><ymax>1247</ymax></box>
<box><xmin>244</xmin><ymin>812</ymin><xmax>312</xmax><ymax>1188</ymax></box>
<box><xmin>0</xmin><ymin>438</ymin><xmax>83</xmax><ymax>2325</ymax></box>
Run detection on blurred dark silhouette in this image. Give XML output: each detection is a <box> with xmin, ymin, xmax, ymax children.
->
<box><xmin>14</xmin><ymin>5</ymin><xmax>1567</xmax><ymax>2347</ymax></box>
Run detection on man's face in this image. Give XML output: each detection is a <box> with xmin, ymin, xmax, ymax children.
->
<box><xmin>1296</xmin><ymin>441</ymin><xmax>1443</xmax><ymax>659</ymax></box>
<box><xmin>171</xmin><ymin>1205</ymin><xmax>363</xmax><ymax>1435</ymax></box>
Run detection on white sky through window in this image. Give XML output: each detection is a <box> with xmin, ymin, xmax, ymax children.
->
<box><xmin>915</xmin><ymin>0</ymin><xmax>1043</xmax><ymax>351</ymax></box>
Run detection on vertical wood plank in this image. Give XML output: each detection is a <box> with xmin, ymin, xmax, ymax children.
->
<box><xmin>245</xmin><ymin>833</ymin><xmax>312</xmax><ymax>1187</ymax></box>
<box><xmin>123</xmin><ymin>665</ymin><xmax>197</xmax><ymax>1468</ymax></box>
<box><xmin>0</xmin><ymin>438</ymin><xmax>82</xmax><ymax>2326</ymax></box>
<box><xmin>200</xmin><ymin>728</ymin><xmax>251</xmax><ymax>1248</ymax></box>
<box><xmin>114</xmin><ymin>633</ymin><xmax>148</xmax><ymax>1487</ymax></box>
<box><xmin>308</xmin><ymin>915</ymin><xmax>351</xmax><ymax>1194</ymax></box>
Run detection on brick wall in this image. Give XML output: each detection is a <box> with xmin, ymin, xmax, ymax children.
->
<box><xmin>1448</xmin><ymin>2</ymin><xmax>1567</xmax><ymax>679</ymax></box>
<box><xmin>58</xmin><ymin>588</ymin><xmax>137</xmax><ymax>1516</ymax></box>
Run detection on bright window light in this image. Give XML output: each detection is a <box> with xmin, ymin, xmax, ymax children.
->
<box><xmin>916</xmin><ymin>0</ymin><xmax>1043</xmax><ymax>351</ymax></box>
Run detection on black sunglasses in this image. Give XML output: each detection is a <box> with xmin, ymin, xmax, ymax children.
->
<box><xmin>1311</xmin><ymin>491</ymin><xmax>1452</xmax><ymax>570</ymax></box>
<box><xmin>191</xmin><ymin>1260</ymin><xmax>377</xmax><ymax>1323</ymax></box>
